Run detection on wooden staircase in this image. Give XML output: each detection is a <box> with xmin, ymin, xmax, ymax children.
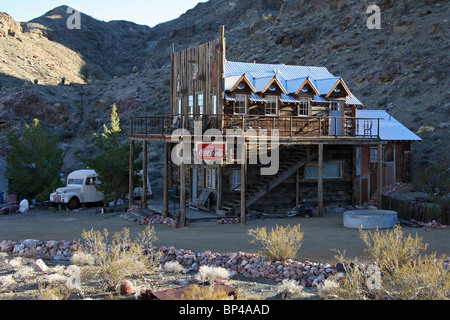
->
<box><xmin>222</xmin><ymin>146</ymin><xmax>312</xmax><ymax>215</ymax></box>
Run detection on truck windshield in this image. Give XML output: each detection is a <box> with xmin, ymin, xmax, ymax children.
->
<box><xmin>68</xmin><ymin>179</ymin><xmax>84</xmax><ymax>185</ymax></box>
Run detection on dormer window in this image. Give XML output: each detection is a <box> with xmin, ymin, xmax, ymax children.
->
<box><xmin>234</xmin><ymin>94</ymin><xmax>247</xmax><ymax>114</ymax></box>
<box><xmin>237</xmin><ymin>82</ymin><xmax>246</xmax><ymax>90</ymax></box>
<box><xmin>265</xmin><ymin>96</ymin><xmax>278</xmax><ymax>116</ymax></box>
<box><xmin>298</xmin><ymin>97</ymin><xmax>310</xmax><ymax>116</ymax></box>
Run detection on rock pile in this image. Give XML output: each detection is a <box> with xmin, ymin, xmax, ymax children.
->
<box><xmin>136</xmin><ymin>215</ymin><xmax>179</xmax><ymax>228</ymax></box>
<box><xmin>147</xmin><ymin>246</ymin><xmax>339</xmax><ymax>287</ymax></box>
<box><xmin>3</xmin><ymin>239</ymin><xmax>448</xmax><ymax>288</ymax></box>
<box><xmin>0</xmin><ymin>239</ymin><xmax>77</xmax><ymax>261</ymax></box>
<box><xmin>217</xmin><ymin>217</ymin><xmax>241</xmax><ymax>224</ymax></box>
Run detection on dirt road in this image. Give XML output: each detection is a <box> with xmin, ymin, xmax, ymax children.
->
<box><xmin>0</xmin><ymin>208</ymin><xmax>448</xmax><ymax>263</ymax></box>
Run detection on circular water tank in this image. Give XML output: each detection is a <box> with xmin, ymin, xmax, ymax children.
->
<box><xmin>344</xmin><ymin>210</ymin><xmax>398</xmax><ymax>229</ymax></box>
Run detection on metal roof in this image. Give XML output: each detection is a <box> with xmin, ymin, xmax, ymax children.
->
<box><xmin>225</xmin><ymin>61</ymin><xmax>362</xmax><ymax>105</ymax></box>
<box><xmin>280</xmin><ymin>94</ymin><xmax>301</xmax><ymax>103</ymax></box>
<box><xmin>356</xmin><ymin>110</ymin><xmax>422</xmax><ymax>141</ymax></box>
<box><xmin>249</xmin><ymin>93</ymin><xmax>267</xmax><ymax>103</ymax></box>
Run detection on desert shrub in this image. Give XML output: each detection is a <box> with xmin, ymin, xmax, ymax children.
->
<box><xmin>76</xmin><ymin>226</ymin><xmax>159</xmax><ymax>292</ymax></box>
<box><xmin>360</xmin><ymin>226</ymin><xmax>428</xmax><ymax>273</ymax></box>
<box><xmin>195</xmin><ymin>266</ymin><xmax>230</xmax><ymax>283</ymax></box>
<box><xmin>329</xmin><ymin>227</ymin><xmax>449</xmax><ymax>300</ymax></box>
<box><xmin>163</xmin><ymin>261</ymin><xmax>184</xmax><ymax>274</ymax></box>
<box><xmin>179</xmin><ymin>283</ymin><xmax>232</xmax><ymax>300</ymax></box>
<box><xmin>35</xmin><ymin>282</ymin><xmax>70</xmax><ymax>301</ymax></box>
<box><xmin>248</xmin><ymin>224</ymin><xmax>304</xmax><ymax>261</ymax></box>
<box><xmin>276</xmin><ymin>279</ymin><xmax>304</xmax><ymax>299</ymax></box>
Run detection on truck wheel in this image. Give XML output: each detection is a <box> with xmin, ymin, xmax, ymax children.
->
<box><xmin>67</xmin><ymin>197</ymin><xmax>81</xmax><ymax>210</ymax></box>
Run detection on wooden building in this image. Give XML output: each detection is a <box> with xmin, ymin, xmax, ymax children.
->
<box><xmin>127</xmin><ymin>27</ymin><xmax>421</xmax><ymax>226</ymax></box>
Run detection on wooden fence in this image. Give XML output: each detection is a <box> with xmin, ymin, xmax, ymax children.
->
<box><xmin>381</xmin><ymin>195</ymin><xmax>449</xmax><ymax>225</ymax></box>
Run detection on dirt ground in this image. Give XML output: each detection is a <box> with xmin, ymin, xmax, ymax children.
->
<box><xmin>0</xmin><ymin>207</ymin><xmax>448</xmax><ymax>264</ymax></box>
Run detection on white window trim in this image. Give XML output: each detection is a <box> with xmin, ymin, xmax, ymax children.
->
<box><xmin>265</xmin><ymin>95</ymin><xmax>279</xmax><ymax>116</ymax></box>
<box><xmin>188</xmin><ymin>95</ymin><xmax>194</xmax><ymax>118</ymax></box>
<box><xmin>234</xmin><ymin>94</ymin><xmax>247</xmax><ymax>115</ymax></box>
<box><xmin>205</xmin><ymin>168</ymin><xmax>216</xmax><ymax>190</ymax></box>
<box><xmin>196</xmin><ymin>92</ymin><xmax>204</xmax><ymax>117</ymax></box>
<box><xmin>297</xmin><ymin>97</ymin><xmax>310</xmax><ymax>116</ymax></box>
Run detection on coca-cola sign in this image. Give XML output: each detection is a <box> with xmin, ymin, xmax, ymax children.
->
<box><xmin>197</xmin><ymin>143</ymin><xmax>225</xmax><ymax>161</ymax></box>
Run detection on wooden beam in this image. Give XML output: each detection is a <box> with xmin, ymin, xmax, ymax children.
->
<box><xmin>142</xmin><ymin>141</ymin><xmax>148</xmax><ymax>209</ymax></box>
<box><xmin>296</xmin><ymin>169</ymin><xmax>300</xmax><ymax>207</ymax></box>
<box><xmin>318</xmin><ymin>144</ymin><xmax>324</xmax><ymax>218</ymax></box>
<box><xmin>216</xmin><ymin>165</ymin><xmax>223</xmax><ymax>213</ymax></box>
<box><xmin>128</xmin><ymin>139</ymin><xmax>135</xmax><ymax>208</ymax></box>
<box><xmin>241</xmin><ymin>142</ymin><xmax>247</xmax><ymax>225</ymax></box>
<box><xmin>377</xmin><ymin>144</ymin><xmax>383</xmax><ymax>210</ymax></box>
<box><xmin>179</xmin><ymin>162</ymin><xmax>186</xmax><ymax>228</ymax></box>
<box><xmin>162</xmin><ymin>142</ymin><xmax>169</xmax><ymax>218</ymax></box>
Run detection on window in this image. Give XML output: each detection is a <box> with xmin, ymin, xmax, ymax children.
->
<box><xmin>197</xmin><ymin>93</ymin><xmax>204</xmax><ymax>117</ymax></box>
<box><xmin>188</xmin><ymin>95</ymin><xmax>194</xmax><ymax>118</ymax></box>
<box><xmin>231</xmin><ymin>170</ymin><xmax>241</xmax><ymax>191</ymax></box>
<box><xmin>177</xmin><ymin>98</ymin><xmax>182</xmax><ymax>116</ymax></box>
<box><xmin>234</xmin><ymin>94</ymin><xmax>247</xmax><ymax>114</ymax></box>
<box><xmin>205</xmin><ymin>168</ymin><xmax>216</xmax><ymax>190</ymax></box>
<box><xmin>305</xmin><ymin>162</ymin><xmax>342</xmax><ymax>179</ymax></box>
<box><xmin>370</xmin><ymin>147</ymin><xmax>386</xmax><ymax>163</ymax></box>
<box><xmin>298</xmin><ymin>97</ymin><xmax>310</xmax><ymax>116</ymax></box>
<box><xmin>211</xmin><ymin>95</ymin><xmax>217</xmax><ymax>115</ymax></box>
<box><xmin>265</xmin><ymin>95</ymin><xmax>278</xmax><ymax>116</ymax></box>
<box><xmin>331</xmin><ymin>101</ymin><xmax>341</xmax><ymax>111</ymax></box>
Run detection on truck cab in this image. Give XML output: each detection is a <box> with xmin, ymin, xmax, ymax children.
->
<box><xmin>50</xmin><ymin>169</ymin><xmax>105</xmax><ymax>210</ymax></box>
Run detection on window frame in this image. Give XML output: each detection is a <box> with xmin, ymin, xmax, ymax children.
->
<box><xmin>297</xmin><ymin>97</ymin><xmax>310</xmax><ymax>116</ymax></box>
<box><xmin>304</xmin><ymin>162</ymin><xmax>343</xmax><ymax>180</ymax></box>
<box><xmin>234</xmin><ymin>94</ymin><xmax>248</xmax><ymax>115</ymax></box>
<box><xmin>265</xmin><ymin>95</ymin><xmax>279</xmax><ymax>116</ymax></box>
<box><xmin>205</xmin><ymin>168</ymin><xmax>216</xmax><ymax>190</ymax></box>
<box><xmin>230</xmin><ymin>170</ymin><xmax>241</xmax><ymax>191</ymax></box>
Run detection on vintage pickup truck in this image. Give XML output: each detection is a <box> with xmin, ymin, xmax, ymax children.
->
<box><xmin>50</xmin><ymin>169</ymin><xmax>105</xmax><ymax>210</ymax></box>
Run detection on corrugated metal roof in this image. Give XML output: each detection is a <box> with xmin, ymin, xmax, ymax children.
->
<box><xmin>312</xmin><ymin>95</ymin><xmax>329</xmax><ymax>103</ymax></box>
<box><xmin>224</xmin><ymin>61</ymin><xmax>362</xmax><ymax>105</ymax></box>
<box><xmin>280</xmin><ymin>94</ymin><xmax>301</xmax><ymax>103</ymax></box>
<box><xmin>249</xmin><ymin>93</ymin><xmax>267</xmax><ymax>103</ymax></box>
<box><xmin>356</xmin><ymin>110</ymin><xmax>422</xmax><ymax>141</ymax></box>
<box><xmin>224</xmin><ymin>93</ymin><xmax>236</xmax><ymax>101</ymax></box>
<box><xmin>346</xmin><ymin>95</ymin><xmax>364</xmax><ymax>106</ymax></box>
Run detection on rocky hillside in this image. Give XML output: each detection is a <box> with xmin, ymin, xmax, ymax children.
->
<box><xmin>0</xmin><ymin>0</ymin><xmax>448</xmax><ymax>181</ymax></box>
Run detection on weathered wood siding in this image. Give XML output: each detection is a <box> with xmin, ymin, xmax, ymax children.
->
<box><xmin>170</xmin><ymin>28</ymin><xmax>225</xmax><ymax>116</ymax></box>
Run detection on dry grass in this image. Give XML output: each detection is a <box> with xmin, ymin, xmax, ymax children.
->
<box><xmin>329</xmin><ymin>226</ymin><xmax>449</xmax><ymax>300</ymax></box>
<box><xmin>248</xmin><ymin>224</ymin><xmax>304</xmax><ymax>261</ymax></box>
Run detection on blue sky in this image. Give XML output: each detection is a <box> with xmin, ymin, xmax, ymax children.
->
<box><xmin>0</xmin><ymin>0</ymin><xmax>208</xmax><ymax>27</ymax></box>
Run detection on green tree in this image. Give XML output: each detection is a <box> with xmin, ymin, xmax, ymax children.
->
<box><xmin>79</xmin><ymin>105</ymin><xmax>141</xmax><ymax>208</ymax></box>
<box><xmin>6</xmin><ymin>119</ymin><xmax>64</xmax><ymax>202</ymax></box>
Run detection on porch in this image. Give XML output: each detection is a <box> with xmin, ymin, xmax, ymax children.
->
<box><xmin>129</xmin><ymin>114</ymin><xmax>381</xmax><ymax>140</ymax></box>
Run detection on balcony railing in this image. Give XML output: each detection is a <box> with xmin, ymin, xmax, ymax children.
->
<box><xmin>130</xmin><ymin>114</ymin><xmax>381</xmax><ymax>139</ymax></box>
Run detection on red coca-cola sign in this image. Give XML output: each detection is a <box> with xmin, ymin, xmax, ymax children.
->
<box><xmin>197</xmin><ymin>143</ymin><xmax>225</xmax><ymax>161</ymax></box>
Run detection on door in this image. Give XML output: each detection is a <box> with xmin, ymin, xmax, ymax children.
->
<box><xmin>330</xmin><ymin>101</ymin><xmax>343</xmax><ymax>135</ymax></box>
<box><xmin>191</xmin><ymin>168</ymin><xmax>198</xmax><ymax>202</ymax></box>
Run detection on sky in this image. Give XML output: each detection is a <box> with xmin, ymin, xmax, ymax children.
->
<box><xmin>0</xmin><ymin>0</ymin><xmax>209</xmax><ymax>27</ymax></box>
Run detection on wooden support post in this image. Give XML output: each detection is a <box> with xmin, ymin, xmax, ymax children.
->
<box><xmin>318</xmin><ymin>144</ymin><xmax>324</xmax><ymax>218</ymax></box>
<box><xmin>128</xmin><ymin>139</ymin><xmax>135</xmax><ymax>209</ymax></box>
<box><xmin>216</xmin><ymin>165</ymin><xmax>223</xmax><ymax>213</ymax></box>
<box><xmin>241</xmin><ymin>142</ymin><xmax>247</xmax><ymax>225</ymax></box>
<box><xmin>179</xmin><ymin>162</ymin><xmax>186</xmax><ymax>228</ymax></box>
<box><xmin>295</xmin><ymin>169</ymin><xmax>300</xmax><ymax>207</ymax></box>
<box><xmin>142</xmin><ymin>141</ymin><xmax>148</xmax><ymax>209</ymax></box>
<box><xmin>162</xmin><ymin>142</ymin><xmax>169</xmax><ymax>218</ymax></box>
<box><xmin>377</xmin><ymin>144</ymin><xmax>383</xmax><ymax>210</ymax></box>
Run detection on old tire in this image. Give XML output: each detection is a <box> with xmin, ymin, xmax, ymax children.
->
<box><xmin>67</xmin><ymin>197</ymin><xmax>81</xmax><ymax>210</ymax></box>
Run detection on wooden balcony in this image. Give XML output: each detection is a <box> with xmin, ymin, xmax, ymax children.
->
<box><xmin>129</xmin><ymin>114</ymin><xmax>382</xmax><ymax>144</ymax></box>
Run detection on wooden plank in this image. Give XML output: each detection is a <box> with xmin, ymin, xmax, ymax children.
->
<box><xmin>142</xmin><ymin>141</ymin><xmax>148</xmax><ymax>209</ymax></box>
<box><xmin>241</xmin><ymin>142</ymin><xmax>247</xmax><ymax>225</ymax></box>
<box><xmin>163</xmin><ymin>142</ymin><xmax>169</xmax><ymax>217</ymax></box>
<box><xmin>179</xmin><ymin>161</ymin><xmax>186</xmax><ymax>228</ymax></box>
<box><xmin>377</xmin><ymin>144</ymin><xmax>383</xmax><ymax>209</ymax></box>
<box><xmin>128</xmin><ymin>140</ymin><xmax>135</xmax><ymax>208</ymax></box>
<box><xmin>318</xmin><ymin>144</ymin><xmax>324</xmax><ymax>217</ymax></box>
